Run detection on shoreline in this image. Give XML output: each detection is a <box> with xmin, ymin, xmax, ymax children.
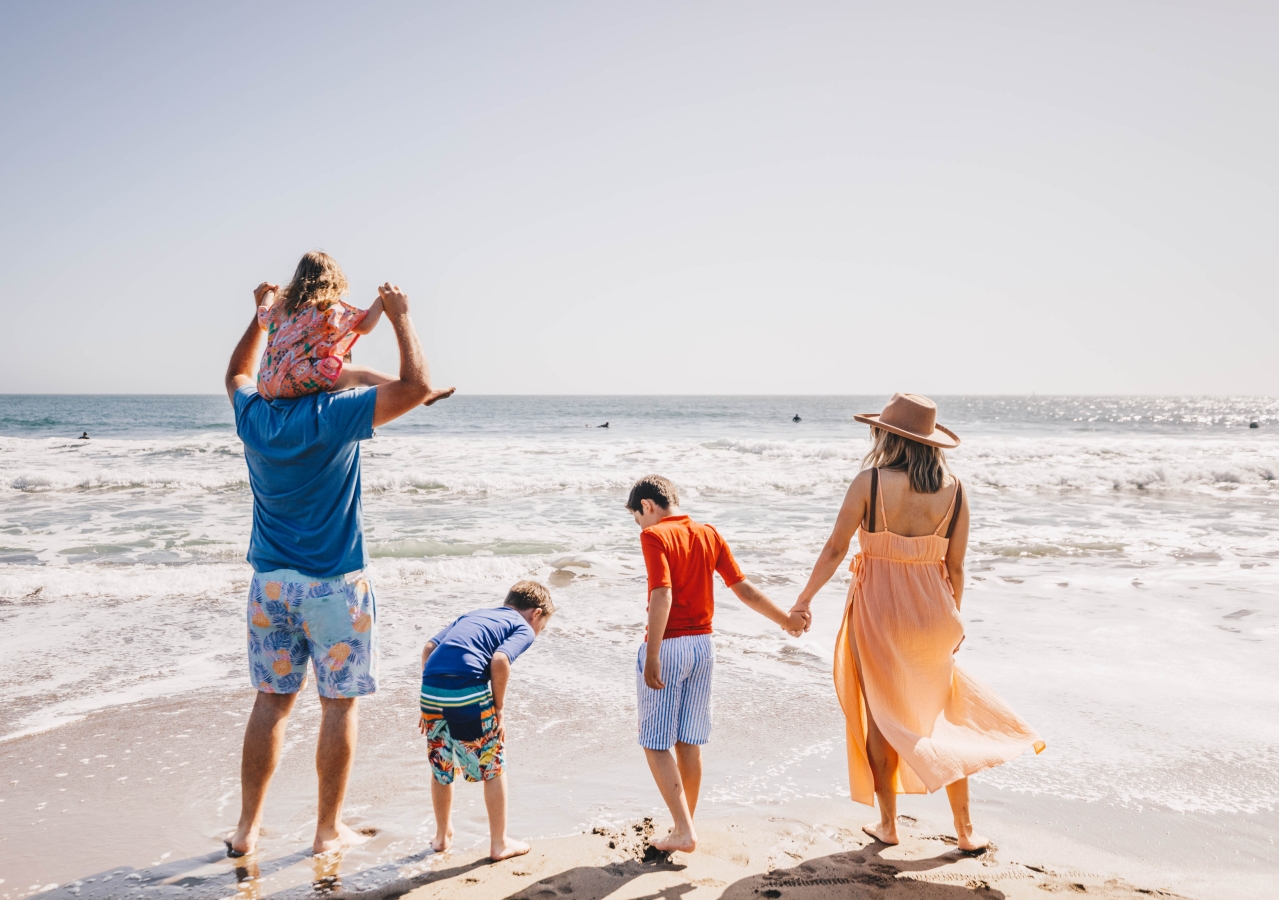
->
<box><xmin>2</xmin><ymin>691</ymin><xmax>1274</xmax><ymax>900</ymax></box>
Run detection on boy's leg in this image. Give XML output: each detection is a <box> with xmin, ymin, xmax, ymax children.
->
<box><xmin>674</xmin><ymin>742</ymin><xmax>702</xmax><ymax>817</ymax></box>
<box><xmin>638</xmin><ymin>637</ymin><xmax>698</xmax><ymax>852</ymax></box>
<box><xmin>483</xmin><ymin>772</ymin><xmax>530</xmax><ymax>860</ymax></box>
<box><xmin>643</xmin><ymin>747</ymin><xmax>697</xmax><ymax>852</ymax></box>
<box><xmin>430</xmin><ymin>778</ymin><xmax>454</xmax><ymax>852</ymax></box>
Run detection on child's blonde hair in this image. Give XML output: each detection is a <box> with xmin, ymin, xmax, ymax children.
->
<box><xmin>279</xmin><ymin>251</ymin><xmax>349</xmax><ymax>314</ymax></box>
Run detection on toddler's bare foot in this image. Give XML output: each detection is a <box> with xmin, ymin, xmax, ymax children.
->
<box><xmin>651</xmin><ymin>827</ymin><xmax>697</xmax><ymax>853</ymax></box>
<box><xmin>490</xmin><ymin>837</ymin><xmax>530</xmax><ymax>861</ymax></box>
<box><xmin>432</xmin><ymin>828</ymin><xmax>453</xmax><ymax>853</ymax></box>
<box><xmin>862</xmin><ymin>821</ymin><xmax>900</xmax><ymax>845</ymax></box>
<box><xmin>313</xmin><ymin>822</ymin><xmax>369</xmax><ymax>855</ymax></box>
<box><xmin>956</xmin><ymin>827</ymin><xmax>990</xmax><ymax>853</ymax></box>
<box><xmin>225</xmin><ymin>826</ymin><xmax>256</xmax><ymax>858</ymax></box>
<box><xmin>423</xmin><ymin>387</ymin><xmax>456</xmax><ymax>407</ymax></box>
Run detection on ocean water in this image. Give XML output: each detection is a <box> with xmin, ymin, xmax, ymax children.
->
<box><xmin>2</xmin><ymin>394</ymin><xmax>1278</xmax><ymax>885</ymax></box>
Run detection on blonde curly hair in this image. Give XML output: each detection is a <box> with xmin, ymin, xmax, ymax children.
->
<box><xmin>279</xmin><ymin>251</ymin><xmax>349</xmax><ymax>314</ymax></box>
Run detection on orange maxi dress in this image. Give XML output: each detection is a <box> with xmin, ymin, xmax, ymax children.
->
<box><xmin>834</xmin><ymin>472</ymin><xmax>1044</xmax><ymax>807</ymax></box>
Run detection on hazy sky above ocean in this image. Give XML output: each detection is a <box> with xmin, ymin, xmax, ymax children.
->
<box><xmin>2</xmin><ymin>2</ymin><xmax>1276</xmax><ymax>395</ymax></box>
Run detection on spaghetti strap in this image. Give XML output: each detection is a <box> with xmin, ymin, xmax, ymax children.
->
<box><xmin>867</xmin><ymin>468</ymin><xmax>879</xmax><ymax>533</ymax></box>
<box><xmin>935</xmin><ymin>479</ymin><xmax>963</xmax><ymax>538</ymax></box>
<box><xmin>945</xmin><ymin>481</ymin><xmax>964</xmax><ymax>539</ymax></box>
<box><xmin>877</xmin><ymin>470</ymin><xmax>890</xmax><ymax>533</ymax></box>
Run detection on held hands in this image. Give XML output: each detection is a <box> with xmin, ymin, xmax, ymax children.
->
<box><xmin>785</xmin><ymin>601</ymin><xmax>813</xmax><ymax>635</ymax></box>
<box><xmin>782</xmin><ymin>607</ymin><xmax>811</xmax><ymax>637</ymax></box>
<box><xmin>254</xmin><ymin>282</ymin><xmax>280</xmax><ymax>307</ymax></box>
<box><xmin>377</xmin><ymin>283</ymin><xmax>410</xmax><ymax>319</ymax></box>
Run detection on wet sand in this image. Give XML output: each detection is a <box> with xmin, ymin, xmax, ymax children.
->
<box><xmin>2</xmin><ymin>689</ymin><xmax>1274</xmax><ymax>900</ymax></box>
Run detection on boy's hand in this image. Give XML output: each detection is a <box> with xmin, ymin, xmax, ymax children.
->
<box><xmin>418</xmin><ymin>716</ymin><xmax>428</xmax><ymax>736</ymax></box>
<box><xmin>377</xmin><ymin>283</ymin><xmax>410</xmax><ymax>319</ymax></box>
<box><xmin>643</xmin><ymin>654</ymin><xmax>665</xmax><ymax>690</ymax></box>
<box><xmin>254</xmin><ymin>282</ymin><xmax>279</xmax><ymax>306</ymax></box>
<box><xmin>493</xmin><ymin>707</ymin><xmax>506</xmax><ymax>742</ymax></box>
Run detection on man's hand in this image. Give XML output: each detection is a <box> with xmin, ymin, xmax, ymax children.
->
<box><xmin>254</xmin><ymin>282</ymin><xmax>279</xmax><ymax>306</ymax></box>
<box><xmin>377</xmin><ymin>282</ymin><xmax>410</xmax><ymax>318</ymax></box>
<box><xmin>643</xmin><ymin>653</ymin><xmax>665</xmax><ymax>690</ymax></box>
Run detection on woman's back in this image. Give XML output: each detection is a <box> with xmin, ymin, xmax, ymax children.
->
<box><xmin>866</xmin><ymin>468</ymin><xmax>960</xmax><ymax>538</ymax></box>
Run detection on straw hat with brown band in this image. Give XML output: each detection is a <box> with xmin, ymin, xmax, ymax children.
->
<box><xmin>853</xmin><ymin>393</ymin><xmax>960</xmax><ymax>449</ymax></box>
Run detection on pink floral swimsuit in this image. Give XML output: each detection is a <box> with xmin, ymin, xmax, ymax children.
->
<box><xmin>256</xmin><ymin>301</ymin><xmax>368</xmax><ymax>400</ymax></box>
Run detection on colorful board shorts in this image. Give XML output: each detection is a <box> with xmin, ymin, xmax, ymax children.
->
<box><xmin>420</xmin><ymin>680</ymin><xmax>504</xmax><ymax>784</ymax></box>
<box><xmin>246</xmin><ymin>569</ymin><xmax>378</xmax><ymax>698</ymax></box>
<box><xmin>636</xmin><ymin>634</ymin><xmax>714</xmax><ymax>750</ymax></box>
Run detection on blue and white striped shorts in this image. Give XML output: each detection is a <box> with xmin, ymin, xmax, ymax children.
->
<box><xmin>636</xmin><ymin>634</ymin><xmax>714</xmax><ymax>750</ymax></box>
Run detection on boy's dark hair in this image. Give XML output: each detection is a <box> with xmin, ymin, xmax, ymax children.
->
<box><xmin>626</xmin><ymin>474</ymin><xmax>680</xmax><ymax>513</ymax></box>
<box><xmin>505</xmin><ymin>580</ymin><xmax>555</xmax><ymax>616</ymax></box>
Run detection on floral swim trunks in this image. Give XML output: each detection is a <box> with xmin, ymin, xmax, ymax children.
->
<box><xmin>246</xmin><ymin>569</ymin><xmax>378</xmax><ymax>698</ymax></box>
<box><xmin>420</xmin><ymin>680</ymin><xmax>504</xmax><ymax>784</ymax></box>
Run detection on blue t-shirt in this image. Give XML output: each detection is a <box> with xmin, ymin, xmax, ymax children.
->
<box><xmin>234</xmin><ymin>385</ymin><xmax>378</xmax><ymax>579</ymax></box>
<box><xmin>424</xmin><ymin>607</ymin><xmax>537</xmax><ymax>683</ymax></box>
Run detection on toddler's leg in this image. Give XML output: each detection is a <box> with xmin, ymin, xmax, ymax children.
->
<box><xmin>331</xmin><ymin>364</ymin><xmax>396</xmax><ymax>391</ymax></box>
<box><xmin>483</xmin><ymin>773</ymin><xmax>530</xmax><ymax>860</ymax></box>
<box><xmin>331</xmin><ymin>364</ymin><xmax>457</xmax><ymax>406</ymax></box>
<box><xmin>430</xmin><ymin>779</ymin><xmax>453</xmax><ymax>852</ymax></box>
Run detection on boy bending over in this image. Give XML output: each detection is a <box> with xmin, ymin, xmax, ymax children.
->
<box><xmin>419</xmin><ymin>581</ymin><xmax>554</xmax><ymax>860</ymax></box>
<box><xmin>627</xmin><ymin>475</ymin><xmax>808</xmax><ymax>853</ymax></box>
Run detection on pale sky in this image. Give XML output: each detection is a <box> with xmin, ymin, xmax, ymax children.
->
<box><xmin>2</xmin><ymin>2</ymin><xmax>1275</xmax><ymax>395</ymax></box>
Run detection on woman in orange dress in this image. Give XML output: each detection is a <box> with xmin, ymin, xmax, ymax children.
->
<box><xmin>790</xmin><ymin>393</ymin><xmax>1044</xmax><ymax>851</ymax></box>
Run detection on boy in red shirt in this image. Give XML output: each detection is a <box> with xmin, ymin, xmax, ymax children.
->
<box><xmin>627</xmin><ymin>474</ymin><xmax>808</xmax><ymax>853</ymax></box>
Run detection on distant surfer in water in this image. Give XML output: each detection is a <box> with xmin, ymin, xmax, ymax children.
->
<box><xmin>599</xmin><ymin>422</ymin><xmax>609</xmax><ymax>428</ymax></box>
<box><xmin>78</xmin><ymin>432</ymin><xmax>89</xmax><ymax>439</ymax></box>
<box><xmin>792</xmin><ymin>414</ymin><xmax>801</xmax><ymax>423</ymax></box>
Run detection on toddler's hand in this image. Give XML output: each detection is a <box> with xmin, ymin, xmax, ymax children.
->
<box><xmin>254</xmin><ymin>282</ymin><xmax>279</xmax><ymax>306</ymax></box>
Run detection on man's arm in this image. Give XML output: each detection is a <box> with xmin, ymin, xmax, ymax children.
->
<box><xmin>490</xmin><ymin>651</ymin><xmax>512</xmax><ymax>740</ymax></box>
<box><xmin>225</xmin><ymin>283</ymin><xmax>277</xmax><ymax>401</ymax></box>
<box><xmin>372</xmin><ymin>283</ymin><xmax>454</xmax><ymax>427</ymax></box>
<box><xmin>643</xmin><ymin>587</ymin><xmax>673</xmax><ymax>690</ymax></box>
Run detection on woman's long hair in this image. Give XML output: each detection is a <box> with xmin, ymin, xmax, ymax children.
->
<box><xmin>862</xmin><ymin>427</ymin><xmax>949</xmax><ymax>494</ymax></box>
<box><xmin>278</xmin><ymin>251</ymin><xmax>349</xmax><ymax>314</ymax></box>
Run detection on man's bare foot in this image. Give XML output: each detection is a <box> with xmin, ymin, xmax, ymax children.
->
<box><xmin>956</xmin><ymin>827</ymin><xmax>990</xmax><ymax>853</ymax></box>
<box><xmin>225</xmin><ymin>826</ymin><xmax>257</xmax><ymax>858</ymax></box>
<box><xmin>313</xmin><ymin>822</ymin><xmax>369</xmax><ymax>855</ymax></box>
<box><xmin>432</xmin><ymin>828</ymin><xmax>453</xmax><ymax>853</ymax></box>
<box><xmin>650</xmin><ymin>827</ymin><xmax>697</xmax><ymax>853</ymax></box>
<box><xmin>423</xmin><ymin>387</ymin><xmax>456</xmax><ymax>407</ymax></box>
<box><xmin>862</xmin><ymin>822</ymin><xmax>900</xmax><ymax>845</ymax></box>
<box><xmin>489</xmin><ymin>837</ymin><xmax>531</xmax><ymax>861</ymax></box>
